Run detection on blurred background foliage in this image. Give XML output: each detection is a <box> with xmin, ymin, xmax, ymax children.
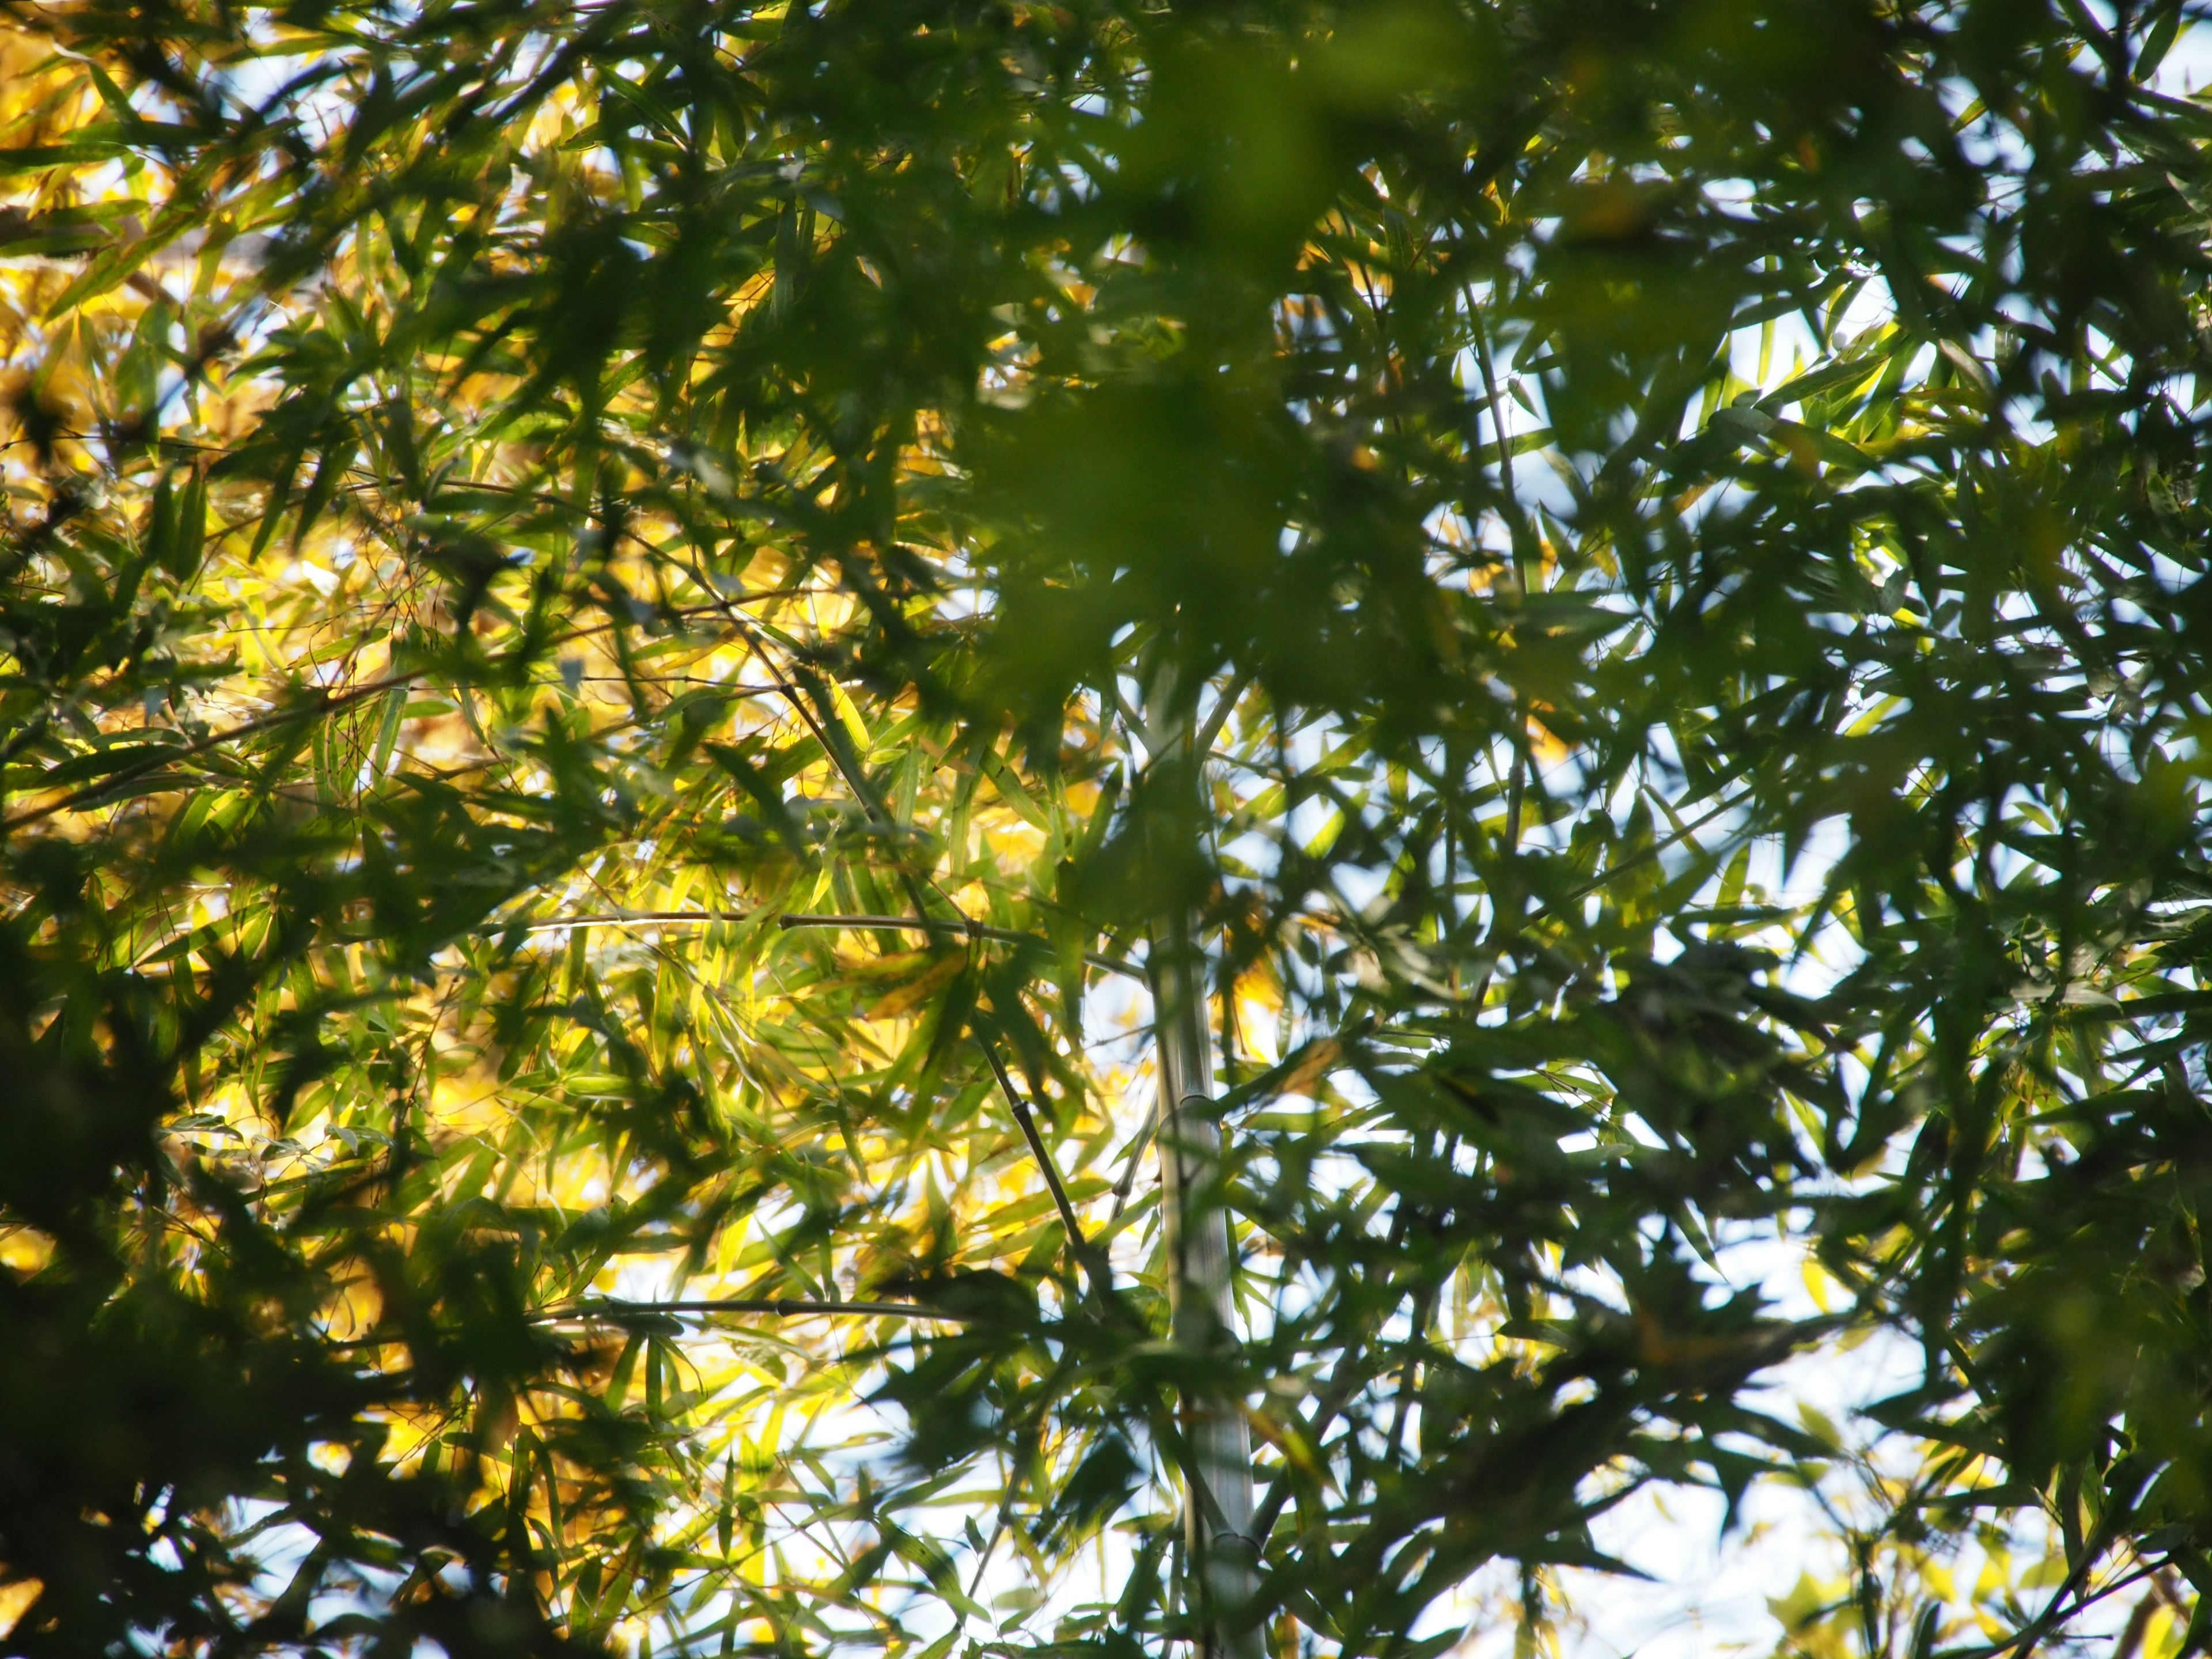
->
<box><xmin>4</xmin><ymin>0</ymin><xmax>2212</xmax><ymax>1656</ymax></box>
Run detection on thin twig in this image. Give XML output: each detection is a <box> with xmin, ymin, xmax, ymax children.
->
<box><xmin>1192</xmin><ymin>669</ymin><xmax>1252</xmax><ymax>762</ymax></box>
<box><xmin>685</xmin><ymin>559</ymin><xmax>946</xmax><ymax>929</ymax></box>
<box><xmin>1453</xmin><ymin>783</ymin><xmax>1753</xmax><ymax>982</ymax></box>
<box><xmin>976</xmin><ymin>1037</ymin><xmax>1101</xmax><ymax>1285</ymax></box>
<box><xmin>1105</xmin><ymin>1084</ymin><xmax>1161</xmax><ymax>1229</ymax></box>
<box><xmin>317</xmin><ymin>1294</ymin><xmax>975</xmax><ymax>1351</ymax></box>
<box><xmin>777</xmin><ymin>911</ymin><xmax>1143</xmax><ymax>980</ymax></box>
<box><xmin>0</xmin><ymin>599</ymin><xmax>786</xmax><ymax>836</ymax></box>
<box><xmin>1</xmin><ymin>672</ymin><xmax>411</xmax><ymax>834</ymax></box>
<box><xmin>963</xmin><ymin>1505</ymin><xmax>1013</xmax><ymax>1605</ymax></box>
<box><xmin>1559</xmin><ymin>786</ymin><xmax>1751</xmax><ymax>907</ymax></box>
<box><xmin>520</xmin><ymin>908</ymin><xmax>764</xmax><ymax>933</ymax></box>
<box><xmin>1962</xmin><ymin>1555</ymin><xmax>2154</xmax><ymax>1659</ymax></box>
<box><xmin>488</xmin><ymin>907</ymin><xmax>1150</xmax><ymax>984</ymax></box>
<box><xmin>543</xmin><ymin>1296</ymin><xmax>975</xmax><ymax>1324</ymax></box>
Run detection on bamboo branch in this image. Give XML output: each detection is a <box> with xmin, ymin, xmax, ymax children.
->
<box><xmin>319</xmin><ymin>1294</ymin><xmax>976</xmax><ymax>1351</ymax></box>
<box><xmin>1</xmin><ymin>673</ymin><xmax>411</xmax><ymax>834</ymax></box>
<box><xmin>976</xmin><ymin>1037</ymin><xmax>1100</xmax><ymax>1287</ymax></box>
<box><xmin>520</xmin><ymin>908</ymin><xmax>764</xmax><ymax>933</ymax></box>
<box><xmin>1192</xmin><ymin>670</ymin><xmax>1251</xmax><ymax>763</ymax></box>
<box><xmin>489</xmin><ymin>908</ymin><xmax>1148</xmax><ymax>984</ymax></box>
<box><xmin>1105</xmin><ymin>1084</ymin><xmax>1161</xmax><ymax>1229</ymax></box>
<box><xmin>1556</xmin><ymin>786</ymin><xmax>1751</xmax><ymax>908</ymax></box>
<box><xmin>0</xmin><ymin>600</ymin><xmax>787</xmax><ymax>836</ymax></box>
<box><xmin>777</xmin><ymin>911</ymin><xmax>1143</xmax><ymax>980</ymax></box>
<box><xmin>543</xmin><ymin>1296</ymin><xmax>976</xmax><ymax>1324</ymax></box>
<box><xmin>687</xmin><ymin>567</ymin><xmax>949</xmax><ymax>930</ymax></box>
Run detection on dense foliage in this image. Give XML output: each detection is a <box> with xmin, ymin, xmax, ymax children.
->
<box><xmin>6</xmin><ymin>1</ymin><xmax>2212</xmax><ymax>1656</ymax></box>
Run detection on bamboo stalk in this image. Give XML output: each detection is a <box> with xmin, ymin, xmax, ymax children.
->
<box><xmin>1147</xmin><ymin>672</ymin><xmax>1262</xmax><ymax>1659</ymax></box>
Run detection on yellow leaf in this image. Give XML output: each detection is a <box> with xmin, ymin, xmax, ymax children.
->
<box><xmin>867</xmin><ymin>952</ymin><xmax>966</xmax><ymax>1018</ymax></box>
<box><xmin>0</xmin><ymin>1226</ymin><xmax>53</xmax><ymax>1278</ymax></box>
<box><xmin>1277</xmin><ymin>1037</ymin><xmax>1342</xmax><ymax>1100</ymax></box>
<box><xmin>827</xmin><ymin>677</ymin><xmax>870</xmax><ymax>755</ymax></box>
<box><xmin>1801</xmin><ymin>1255</ymin><xmax>1843</xmax><ymax>1313</ymax></box>
<box><xmin>0</xmin><ymin>1579</ymin><xmax>42</xmax><ymax>1638</ymax></box>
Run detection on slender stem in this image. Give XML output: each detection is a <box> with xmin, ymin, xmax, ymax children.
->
<box><xmin>1</xmin><ymin>672</ymin><xmax>410</xmax><ymax>834</ymax></box>
<box><xmin>323</xmin><ymin>1295</ymin><xmax>974</xmax><ymax>1349</ymax></box>
<box><xmin>521</xmin><ymin>908</ymin><xmax>764</xmax><ymax>931</ymax></box>
<box><xmin>976</xmin><ymin>1036</ymin><xmax>1103</xmax><ymax>1286</ymax></box>
<box><xmin>1556</xmin><ymin>786</ymin><xmax>1749</xmax><ymax>907</ymax></box>
<box><xmin>0</xmin><ymin>599</ymin><xmax>773</xmax><ymax>835</ymax></box>
<box><xmin>1105</xmin><ymin>1084</ymin><xmax>1161</xmax><ymax>1229</ymax></box>
<box><xmin>506</xmin><ymin>908</ymin><xmax>1144</xmax><ymax>980</ymax></box>
<box><xmin>1475</xmin><ymin>315</ymin><xmax>1540</xmax><ymax>581</ymax></box>
<box><xmin>963</xmin><ymin>1501</ymin><xmax>1013</xmax><ymax>1604</ymax></box>
<box><xmin>1192</xmin><ymin>669</ymin><xmax>1250</xmax><ymax>763</ymax></box>
<box><xmin>464</xmin><ymin>785</ymin><xmax>1747</xmax><ymax>1010</ymax></box>
<box><xmin>1247</xmin><ymin>1135</ymin><xmax>1437</xmax><ymax>1548</ymax></box>
<box><xmin>693</xmin><ymin>570</ymin><xmax>942</xmax><ymax>926</ymax></box>
<box><xmin>778</xmin><ymin>912</ymin><xmax>1143</xmax><ymax>980</ymax></box>
<box><xmin>1145</xmin><ymin>663</ymin><xmax>1262</xmax><ymax>1659</ymax></box>
<box><xmin>543</xmin><ymin>1296</ymin><xmax>974</xmax><ymax>1323</ymax></box>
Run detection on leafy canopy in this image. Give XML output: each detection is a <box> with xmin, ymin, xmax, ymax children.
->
<box><xmin>5</xmin><ymin>2</ymin><xmax>2212</xmax><ymax>1657</ymax></box>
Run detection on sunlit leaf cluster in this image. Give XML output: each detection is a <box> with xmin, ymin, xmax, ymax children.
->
<box><xmin>6</xmin><ymin>3</ymin><xmax>2212</xmax><ymax>1658</ymax></box>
